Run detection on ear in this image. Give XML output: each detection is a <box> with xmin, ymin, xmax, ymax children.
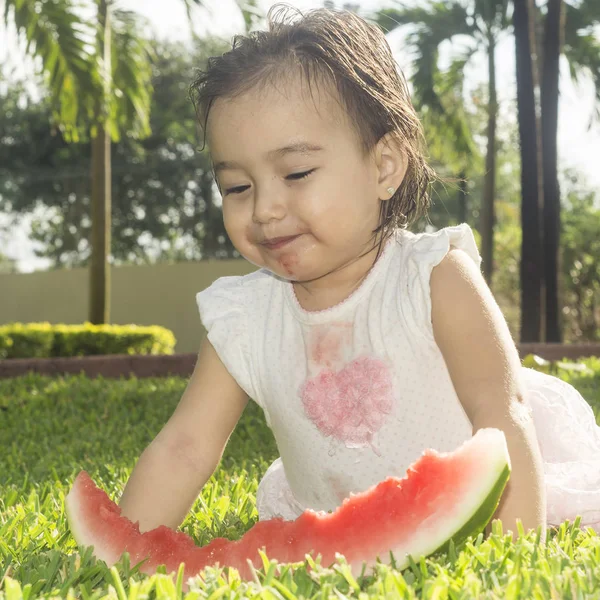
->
<box><xmin>374</xmin><ymin>134</ymin><xmax>408</xmax><ymax>200</ymax></box>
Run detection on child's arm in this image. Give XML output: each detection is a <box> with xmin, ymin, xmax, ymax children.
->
<box><xmin>430</xmin><ymin>248</ymin><xmax>546</xmax><ymax>540</ymax></box>
<box><xmin>118</xmin><ymin>336</ymin><xmax>249</xmax><ymax>532</ymax></box>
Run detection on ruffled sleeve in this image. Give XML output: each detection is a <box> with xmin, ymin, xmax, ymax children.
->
<box><xmin>196</xmin><ymin>276</ymin><xmax>260</xmax><ymax>404</ymax></box>
<box><xmin>402</xmin><ymin>223</ymin><xmax>482</xmax><ymax>344</ymax></box>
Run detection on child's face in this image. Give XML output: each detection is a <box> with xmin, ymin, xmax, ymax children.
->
<box><xmin>207</xmin><ymin>76</ymin><xmax>385</xmax><ymax>283</ymax></box>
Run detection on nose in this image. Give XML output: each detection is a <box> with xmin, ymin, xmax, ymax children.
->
<box><xmin>252</xmin><ymin>183</ymin><xmax>286</xmax><ymax>224</ymax></box>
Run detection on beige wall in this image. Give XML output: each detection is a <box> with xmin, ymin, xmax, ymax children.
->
<box><xmin>0</xmin><ymin>260</ymin><xmax>258</xmax><ymax>353</ymax></box>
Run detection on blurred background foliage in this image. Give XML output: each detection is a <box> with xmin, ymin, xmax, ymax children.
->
<box><xmin>0</xmin><ymin>0</ymin><xmax>599</xmax><ymax>342</ymax></box>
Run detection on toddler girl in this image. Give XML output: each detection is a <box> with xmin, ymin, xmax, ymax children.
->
<box><xmin>118</xmin><ymin>5</ymin><xmax>600</xmax><ymax>538</ymax></box>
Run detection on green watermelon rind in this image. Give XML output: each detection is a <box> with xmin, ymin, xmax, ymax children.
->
<box><xmin>65</xmin><ymin>430</ymin><xmax>512</xmax><ymax>580</ymax></box>
<box><xmin>392</xmin><ymin>461</ymin><xmax>511</xmax><ymax>571</ymax></box>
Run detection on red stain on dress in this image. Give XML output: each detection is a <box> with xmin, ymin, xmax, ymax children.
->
<box><xmin>300</xmin><ymin>355</ymin><xmax>394</xmax><ymax>455</ymax></box>
<box><xmin>309</xmin><ymin>324</ymin><xmax>352</xmax><ymax>369</ymax></box>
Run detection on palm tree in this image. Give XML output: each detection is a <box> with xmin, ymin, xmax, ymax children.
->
<box><xmin>540</xmin><ymin>0</ymin><xmax>563</xmax><ymax>343</ymax></box>
<box><xmin>379</xmin><ymin>0</ymin><xmax>600</xmax><ymax>341</ymax></box>
<box><xmin>3</xmin><ymin>0</ymin><xmax>205</xmax><ymax>323</ymax></box>
<box><xmin>377</xmin><ymin>0</ymin><xmax>510</xmax><ymax>286</ymax></box>
<box><xmin>514</xmin><ymin>0</ymin><xmax>600</xmax><ymax>342</ymax></box>
<box><xmin>542</xmin><ymin>1</ymin><xmax>600</xmax><ymax>342</ymax></box>
<box><xmin>87</xmin><ymin>0</ymin><xmax>154</xmax><ymax>324</ymax></box>
<box><xmin>513</xmin><ymin>0</ymin><xmax>544</xmax><ymax>343</ymax></box>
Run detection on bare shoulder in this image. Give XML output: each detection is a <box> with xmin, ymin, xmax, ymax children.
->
<box><xmin>429</xmin><ymin>246</ymin><xmax>516</xmax><ymax>356</ymax></box>
<box><xmin>430</xmin><ymin>247</ymin><xmax>499</xmax><ymax>322</ymax></box>
<box><xmin>429</xmin><ymin>247</ymin><xmax>523</xmax><ymax>422</ymax></box>
<box><xmin>186</xmin><ymin>335</ymin><xmax>250</xmax><ymax>408</ymax></box>
<box><xmin>431</xmin><ymin>247</ymin><xmax>484</xmax><ymax>292</ymax></box>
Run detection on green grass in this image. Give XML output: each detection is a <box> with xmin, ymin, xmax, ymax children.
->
<box><xmin>1</xmin><ymin>359</ymin><xmax>600</xmax><ymax>599</ymax></box>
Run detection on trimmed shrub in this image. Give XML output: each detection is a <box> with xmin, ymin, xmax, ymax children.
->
<box><xmin>1</xmin><ymin>322</ymin><xmax>54</xmax><ymax>358</ymax></box>
<box><xmin>0</xmin><ymin>322</ymin><xmax>176</xmax><ymax>358</ymax></box>
<box><xmin>0</xmin><ymin>332</ymin><xmax>13</xmax><ymax>359</ymax></box>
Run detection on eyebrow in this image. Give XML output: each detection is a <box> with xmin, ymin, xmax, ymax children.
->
<box><xmin>212</xmin><ymin>142</ymin><xmax>324</xmax><ymax>173</ymax></box>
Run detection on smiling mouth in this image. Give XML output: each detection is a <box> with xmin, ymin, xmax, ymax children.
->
<box><xmin>261</xmin><ymin>235</ymin><xmax>300</xmax><ymax>250</ymax></box>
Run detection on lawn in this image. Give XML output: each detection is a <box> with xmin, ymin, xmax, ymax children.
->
<box><xmin>1</xmin><ymin>360</ymin><xmax>600</xmax><ymax>599</ymax></box>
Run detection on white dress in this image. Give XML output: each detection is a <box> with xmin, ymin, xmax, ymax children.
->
<box><xmin>196</xmin><ymin>224</ymin><xmax>600</xmax><ymax>529</ymax></box>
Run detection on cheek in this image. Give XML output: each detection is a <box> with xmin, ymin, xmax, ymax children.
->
<box><xmin>296</xmin><ymin>178</ymin><xmax>339</xmax><ymax>219</ymax></box>
<box><xmin>222</xmin><ymin>205</ymin><xmax>248</xmax><ymax>246</ymax></box>
<box><xmin>222</xmin><ymin>201</ymin><xmax>245</xmax><ymax>226</ymax></box>
<box><xmin>299</xmin><ymin>193</ymin><xmax>331</xmax><ymax>221</ymax></box>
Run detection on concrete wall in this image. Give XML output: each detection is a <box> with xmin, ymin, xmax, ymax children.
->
<box><xmin>0</xmin><ymin>260</ymin><xmax>258</xmax><ymax>353</ymax></box>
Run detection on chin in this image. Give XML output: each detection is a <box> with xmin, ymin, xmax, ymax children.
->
<box><xmin>240</xmin><ymin>243</ymin><xmax>320</xmax><ymax>281</ymax></box>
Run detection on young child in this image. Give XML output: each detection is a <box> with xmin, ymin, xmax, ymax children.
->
<box><xmin>118</xmin><ymin>5</ymin><xmax>600</xmax><ymax>538</ymax></box>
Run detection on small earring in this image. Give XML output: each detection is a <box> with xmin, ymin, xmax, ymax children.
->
<box><xmin>386</xmin><ymin>187</ymin><xmax>395</xmax><ymax>196</ymax></box>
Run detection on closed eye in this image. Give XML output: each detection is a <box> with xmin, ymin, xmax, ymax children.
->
<box><xmin>223</xmin><ymin>169</ymin><xmax>316</xmax><ymax>195</ymax></box>
<box><xmin>286</xmin><ymin>169</ymin><xmax>316</xmax><ymax>181</ymax></box>
<box><xmin>224</xmin><ymin>184</ymin><xmax>250</xmax><ymax>195</ymax></box>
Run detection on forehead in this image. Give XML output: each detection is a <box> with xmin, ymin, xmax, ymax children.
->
<box><xmin>206</xmin><ymin>75</ymin><xmax>356</xmax><ymax>163</ymax></box>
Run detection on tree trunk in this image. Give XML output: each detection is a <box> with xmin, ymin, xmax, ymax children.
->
<box><xmin>90</xmin><ymin>126</ymin><xmax>111</xmax><ymax>323</ymax></box>
<box><xmin>89</xmin><ymin>0</ymin><xmax>112</xmax><ymax>324</ymax></box>
<box><xmin>541</xmin><ymin>0</ymin><xmax>564</xmax><ymax>342</ymax></box>
<box><xmin>514</xmin><ymin>0</ymin><xmax>544</xmax><ymax>342</ymax></box>
<box><xmin>481</xmin><ymin>33</ymin><xmax>497</xmax><ymax>286</ymax></box>
<box><xmin>458</xmin><ymin>169</ymin><xmax>468</xmax><ymax>225</ymax></box>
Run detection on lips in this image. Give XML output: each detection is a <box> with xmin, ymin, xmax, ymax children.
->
<box><xmin>261</xmin><ymin>235</ymin><xmax>300</xmax><ymax>250</ymax></box>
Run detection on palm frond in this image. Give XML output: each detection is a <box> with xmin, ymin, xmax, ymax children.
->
<box><xmin>179</xmin><ymin>0</ymin><xmax>205</xmax><ymax>37</ymax></box>
<box><xmin>376</xmin><ymin>4</ymin><xmax>437</xmax><ymax>34</ymax></box>
<box><xmin>565</xmin><ymin>0</ymin><xmax>600</xmax><ymax>26</ymax></box>
<box><xmin>499</xmin><ymin>0</ymin><xmax>511</xmax><ymax>31</ymax></box>
<box><xmin>563</xmin><ymin>2</ymin><xmax>600</xmax><ymax>125</ymax></box>
<box><xmin>389</xmin><ymin>3</ymin><xmax>474</xmax><ymax>106</ymax></box>
<box><xmin>235</xmin><ymin>0</ymin><xmax>263</xmax><ymax>32</ymax></box>
<box><xmin>3</xmin><ymin>0</ymin><xmax>95</xmax><ymax>135</ymax></box>
<box><xmin>376</xmin><ymin>1</ymin><xmax>472</xmax><ymax>37</ymax></box>
<box><xmin>375</xmin><ymin>1</ymin><xmax>481</xmax><ymax>172</ymax></box>
<box><xmin>423</xmin><ymin>53</ymin><xmax>481</xmax><ymax>170</ymax></box>
<box><xmin>109</xmin><ymin>8</ymin><xmax>154</xmax><ymax>141</ymax></box>
<box><xmin>474</xmin><ymin>0</ymin><xmax>508</xmax><ymax>34</ymax></box>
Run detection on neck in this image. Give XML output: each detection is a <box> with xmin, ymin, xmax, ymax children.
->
<box><xmin>292</xmin><ymin>236</ymin><xmax>386</xmax><ymax>312</ymax></box>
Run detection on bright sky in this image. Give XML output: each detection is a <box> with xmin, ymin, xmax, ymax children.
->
<box><xmin>1</xmin><ymin>0</ymin><xmax>599</xmax><ymax>271</ymax></box>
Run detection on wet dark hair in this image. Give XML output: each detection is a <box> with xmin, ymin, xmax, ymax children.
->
<box><xmin>190</xmin><ymin>4</ymin><xmax>436</xmax><ymax>257</ymax></box>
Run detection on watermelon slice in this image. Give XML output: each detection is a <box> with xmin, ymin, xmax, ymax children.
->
<box><xmin>65</xmin><ymin>428</ymin><xmax>510</xmax><ymax>581</ymax></box>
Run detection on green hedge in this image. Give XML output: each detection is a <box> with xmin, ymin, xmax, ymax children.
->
<box><xmin>0</xmin><ymin>322</ymin><xmax>176</xmax><ymax>358</ymax></box>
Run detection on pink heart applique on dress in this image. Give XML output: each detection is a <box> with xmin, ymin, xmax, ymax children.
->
<box><xmin>300</xmin><ymin>355</ymin><xmax>394</xmax><ymax>454</ymax></box>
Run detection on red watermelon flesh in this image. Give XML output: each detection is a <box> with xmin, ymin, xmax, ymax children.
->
<box><xmin>65</xmin><ymin>428</ymin><xmax>510</xmax><ymax>581</ymax></box>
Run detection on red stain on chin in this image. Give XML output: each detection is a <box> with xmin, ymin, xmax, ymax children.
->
<box><xmin>279</xmin><ymin>253</ymin><xmax>299</xmax><ymax>276</ymax></box>
<box><xmin>300</xmin><ymin>356</ymin><xmax>394</xmax><ymax>453</ymax></box>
